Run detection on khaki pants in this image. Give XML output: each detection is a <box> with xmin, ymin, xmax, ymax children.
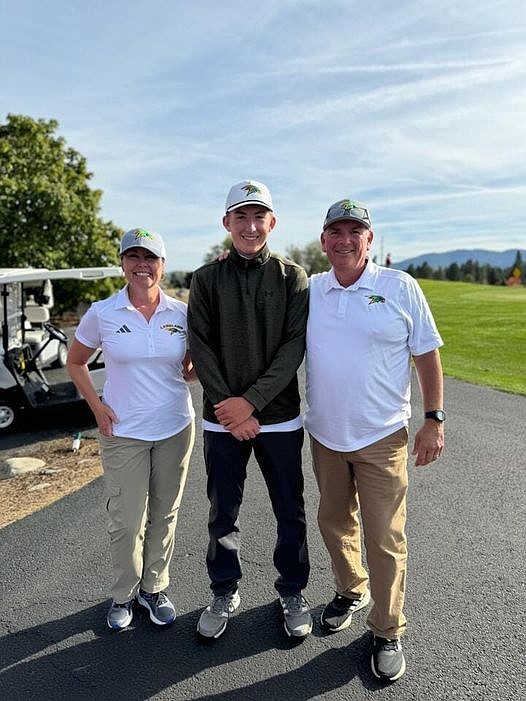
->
<box><xmin>310</xmin><ymin>428</ymin><xmax>408</xmax><ymax>639</ymax></box>
<box><xmin>99</xmin><ymin>422</ymin><xmax>195</xmax><ymax>603</ymax></box>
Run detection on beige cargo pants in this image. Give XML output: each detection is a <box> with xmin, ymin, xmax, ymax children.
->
<box><xmin>310</xmin><ymin>427</ymin><xmax>409</xmax><ymax>640</ymax></box>
<box><xmin>99</xmin><ymin>422</ymin><xmax>195</xmax><ymax>604</ymax></box>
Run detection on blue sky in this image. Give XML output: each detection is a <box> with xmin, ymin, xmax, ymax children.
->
<box><xmin>2</xmin><ymin>1</ymin><xmax>526</xmax><ymax>270</ymax></box>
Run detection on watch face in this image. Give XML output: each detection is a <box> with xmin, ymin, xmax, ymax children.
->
<box><xmin>426</xmin><ymin>410</ymin><xmax>446</xmax><ymax>422</ymax></box>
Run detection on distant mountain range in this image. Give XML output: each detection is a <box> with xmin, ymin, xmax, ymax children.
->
<box><xmin>394</xmin><ymin>248</ymin><xmax>525</xmax><ymax>270</ymax></box>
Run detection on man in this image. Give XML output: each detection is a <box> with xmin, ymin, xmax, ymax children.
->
<box><xmin>188</xmin><ymin>180</ymin><xmax>311</xmax><ymax>640</ymax></box>
<box><xmin>304</xmin><ymin>199</ymin><xmax>445</xmax><ymax>681</ymax></box>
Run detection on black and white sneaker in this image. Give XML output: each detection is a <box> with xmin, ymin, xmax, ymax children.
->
<box><xmin>137</xmin><ymin>590</ymin><xmax>176</xmax><ymax>625</ymax></box>
<box><xmin>371</xmin><ymin>636</ymin><xmax>406</xmax><ymax>681</ymax></box>
<box><xmin>320</xmin><ymin>590</ymin><xmax>371</xmax><ymax>632</ymax></box>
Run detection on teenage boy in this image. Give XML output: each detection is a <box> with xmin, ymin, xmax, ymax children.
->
<box><xmin>188</xmin><ymin>180</ymin><xmax>311</xmax><ymax>640</ymax></box>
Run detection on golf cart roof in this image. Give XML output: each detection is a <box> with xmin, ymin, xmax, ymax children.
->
<box><xmin>0</xmin><ymin>266</ymin><xmax>123</xmax><ymax>284</ymax></box>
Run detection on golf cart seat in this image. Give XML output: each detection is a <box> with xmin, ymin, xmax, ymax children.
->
<box><xmin>25</xmin><ymin>301</ymin><xmax>51</xmax><ymax>327</ymax></box>
<box><xmin>24</xmin><ymin>303</ymin><xmax>53</xmax><ymax>352</ymax></box>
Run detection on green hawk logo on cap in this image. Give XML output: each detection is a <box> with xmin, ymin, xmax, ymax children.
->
<box><xmin>132</xmin><ymin>228</ymin><xmax>154</xmax><ymax>241</ymax></box>
<box><xmin>341</xmin><ymin>200</ymin><xmax>359</xmax><ymax>211</ymax></box>
<box><xmin>242</xmin><ymin>183</ymin><xmax>261</xmax><ymax>196</ymax></box>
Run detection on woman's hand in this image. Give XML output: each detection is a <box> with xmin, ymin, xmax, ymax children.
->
<box><xmin>95</xmin><ymin>403</ymin><xmax>119</xmax><ymax>437</ymax></box>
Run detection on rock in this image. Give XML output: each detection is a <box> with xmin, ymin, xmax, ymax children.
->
<box><xmin>28</xmin><ymin>482</ymin><xmax>52</xmax><ymax>492</ymax></box>
<box><xmin>0</xmin><ymin>457</ymin><xmax>47</xmax><ymax>480</ymax></box>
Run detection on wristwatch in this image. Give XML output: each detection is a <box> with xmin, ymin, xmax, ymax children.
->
<box><xmin>425</xmin><ymin>410</ymin><xmax>446</xmax><ymax>422</ymax></box>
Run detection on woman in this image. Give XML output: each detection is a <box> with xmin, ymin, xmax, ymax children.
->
<box><xmin>67</xmin><ymin>228</ymin><xmax>195</xmax><ymax>631</ymax></box>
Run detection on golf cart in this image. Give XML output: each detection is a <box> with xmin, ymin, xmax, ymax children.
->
<box><xmin>0</xmin><ymin>266</ymin><xmax>123</xmax><ymax>433</ymax></box>
<box><xmin>22</xmin><ymin>278</ymin><xmax>68</xmax><ymax>369</ymax></box>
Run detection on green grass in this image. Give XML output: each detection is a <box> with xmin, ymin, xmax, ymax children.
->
<box><xmin>418</xmin><ymin>279</ymin><xmax>526</xmax><ymax>395</ymax></box>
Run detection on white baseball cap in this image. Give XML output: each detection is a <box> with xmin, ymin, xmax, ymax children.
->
<box><xmin>119</xmin><ymin>228</ymin><xmax>166</xmax><ymax>258</ymax></box>
<box><xmin>225</xmin><ymin>180</ymin><xmax>273</xmax><ymax>213</ymax></box>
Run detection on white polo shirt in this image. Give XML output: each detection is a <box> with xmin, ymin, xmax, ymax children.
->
<box><xmin>75</xmin><ymin>286</ymin><xmax>194</xmax><ymax>441</ymax></box>
<box><xmin>304</xmin><ymin>262</ymin><xmax>443</xmax><ymax>452</ymax></box>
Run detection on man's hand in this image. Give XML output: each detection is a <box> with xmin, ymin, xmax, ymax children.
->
<box><xmin>230</xmin><ymin>417</ymin><xmax>261</xmax><ymax>441</ymax></box>
<box><xmin>412</xmin><ymin>420</ymin><xmax>444</xmax><ymax>466</ymax></box>
<box><xmin>214</xmin><ymin>397</ymin><xmax>255</xmax><ymax>430</ymax></box>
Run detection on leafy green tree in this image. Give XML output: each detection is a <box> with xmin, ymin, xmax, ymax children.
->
<box><xmin>446</xmin><ymin>262</ymin><xmax>461</xmax><ymax>281</ymax></box>
<box><xmin>486</xmin><ymin>265</ymin><xmax>504</xmax><ymax>285</ymax></box>
<box><xmin>286</xmin><ymin>240</ymin><xmax>330</xmax><ymax>275</ymax></box>
<box><xmin>0</xmin><ymin>114</ymin><xmax>123</xmax><ymax>310</ymax></box>
<box><xmin>204</xmin><ymin>235</ymin><xmax>232</xmax><ymax>263</ymax></box>
<box><xmin>415</xmin><ymin>261</ymin><xmax>433</xmax><ymax>279</ymax></box>
<box><xmin>509</xmin><ymin>250</ymin><xmax>523</xmax><ymax>283</ymax></box>
<box><xmin>168</xmin><ymin>270</ymin><xmax>187</xmax><ymax>287</ymax></box>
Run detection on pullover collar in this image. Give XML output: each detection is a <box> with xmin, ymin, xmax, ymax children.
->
<box><xmin>228</xmin><ymin>244</ymin><xmax>271</xmax><ymax>269</ymax></box>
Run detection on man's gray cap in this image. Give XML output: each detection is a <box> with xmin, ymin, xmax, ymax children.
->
<box><xmin>323</xmin><ymin>199</ymin><xmax>372</xmax><ymax>230</ymax></box>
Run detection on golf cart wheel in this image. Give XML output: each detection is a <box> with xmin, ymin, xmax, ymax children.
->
<box><xmin>53</xmin><ymin>342</ymin><xmax>69</xmax><ymax>368</ymax></box>
<box><xmin>0</xmin><ymin>403</ymin><xmax>17</xmax><ymax>432</ymax></box>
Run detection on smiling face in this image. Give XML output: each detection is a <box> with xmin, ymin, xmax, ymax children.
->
<box><xmin>121</xmin><ymin>247</ymin><xmax>165</xmax><ymax>291</ymax></box>
<box><xmin>223</xmin><ymin>204</ymin><xmax>276</xmax><ymax>257</ymax></box>
<box><xmin>321</xmin><ymin>220</ymin><xmax>374</xmax><ymax>286</ymax></box>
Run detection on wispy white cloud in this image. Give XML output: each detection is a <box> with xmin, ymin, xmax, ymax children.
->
<box><xmin>1</xmin><ymin>0</ymin><xmax>526</xmax><ymax>270</ymax></box>
<box><xmin>252</xmin><ymin>59</ymin><xmax>526</xmax><ymax>129</ymax></box>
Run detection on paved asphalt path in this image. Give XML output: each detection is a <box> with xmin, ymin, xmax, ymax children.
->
<box><xmin>0</xmin><ymin>372</ymin><xmax>524</xmax><ymax>700</ymax></box>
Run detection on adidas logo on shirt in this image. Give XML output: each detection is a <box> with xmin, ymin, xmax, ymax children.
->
<box><xmin>116</xmin><ymin>325</ymin><xmax>132</xmax><ymax>334</ymax></box>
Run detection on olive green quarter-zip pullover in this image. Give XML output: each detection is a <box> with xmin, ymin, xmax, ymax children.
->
<box><xmin>188</xmin><ymin>244</ymin><xmax>308</xmax><ymax>425</ymax></box>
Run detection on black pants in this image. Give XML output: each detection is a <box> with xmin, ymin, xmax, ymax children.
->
<box><xmin>203</xmin><ymin>428</ymin><xmax>310</xmax><ymax>597</ymax></box>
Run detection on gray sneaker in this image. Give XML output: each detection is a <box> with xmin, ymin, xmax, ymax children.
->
<box><xmin>197</xmin><ymin>590</ymin><xmax>241</xmax><ymax>639</ymax></box>
<box><xmin>137</xmin><ymin>590</ymin><xmax>176</xmax><ymax>625</ymax></box>
<box><xmin>371</xmin><ymin>636</ymin><xmax>406</xmax><ymax>681</ymax></box>
<box><xmin>279</xmin><ymin>593</ymin><xmax>313</xmax><ymax>639</ymax></box>
<box><xmin>107</xmin><ymin>600</ymin><xmax>133</xmax><ymax>630</ymax></box>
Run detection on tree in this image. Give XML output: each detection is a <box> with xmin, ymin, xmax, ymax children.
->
<box><xmin>446</xmin><ymin>262</ymin><xmax>461</xmax><ymax>281</ymax></box>
<box><xmin>168</xmin><ymin>270</ymin><xmax>191</xmax><ymax>288</ymax></box>
<box><xmin>0</xmin><ymin>114</ymin><xmax>123</xmax><ymax>309</ymax></box>
<box><xmin>486</xmin><ymin>265</ymin><xmax>504</xmax><ymax>285</ymax></box>
<box><xmin>415</xmin><ymin>261</ymin><xmax>433</xmax><ymax>279</ymax></box>
<box><xmin>509</xmin><ymin>250</ymin><xmax>523</xmax><ymax>283</ymax></box>
<box><xmin>204</xmin><ymin>235</ymin><xmax>232</xmax><ymax>263</ymax></box>
<box><xmin>286</xmin><ymin>241</ymin><xmax>330</xmax><ymax>275</ymax></box>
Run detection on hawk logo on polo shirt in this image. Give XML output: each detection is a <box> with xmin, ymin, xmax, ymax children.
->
<box><xmin>161</xmin><ymin>323</ymin><xmax>185</xmax><ymax>336</ymax></box>
<box><xmin>242</xmin><ymin>183</ymin><xmax>261</xmax><ymax>196</ymax></box>
<box><xmin>366</xmin><ymin>294</ymin><xmax>386</xmax><ymax>305</ymax></box>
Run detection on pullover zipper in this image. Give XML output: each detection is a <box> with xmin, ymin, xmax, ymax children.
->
<box><xmin>244</xmin><ymin>260</ymin><xmax>250</xmax><ymax>295</ymax></box>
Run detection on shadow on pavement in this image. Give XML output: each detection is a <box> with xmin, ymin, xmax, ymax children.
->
<box><xmin>1</xmin><ymin>403</ymin><xmax>96</xmax><ymax>450</ymax></box>
<box><xmin>0</xmin><ymin>601</ymin><xmax>380</xmax><ymax>700</ymax></box>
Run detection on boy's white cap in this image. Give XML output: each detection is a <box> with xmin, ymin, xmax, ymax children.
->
<box><xmin>119</xmin><ymin>228</ymin><xmax>166</xmax><ymax>258</ymax></box>
<box><xmin>225</xmin><ymin>180</ymin><xmax>273</xmax><ymax>213</ymax></box>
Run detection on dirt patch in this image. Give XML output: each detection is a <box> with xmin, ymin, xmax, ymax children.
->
<box><xmin>0</xmin><ymin>433</ymin><xmax>102</xmax><ymax>529</ymax></box>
